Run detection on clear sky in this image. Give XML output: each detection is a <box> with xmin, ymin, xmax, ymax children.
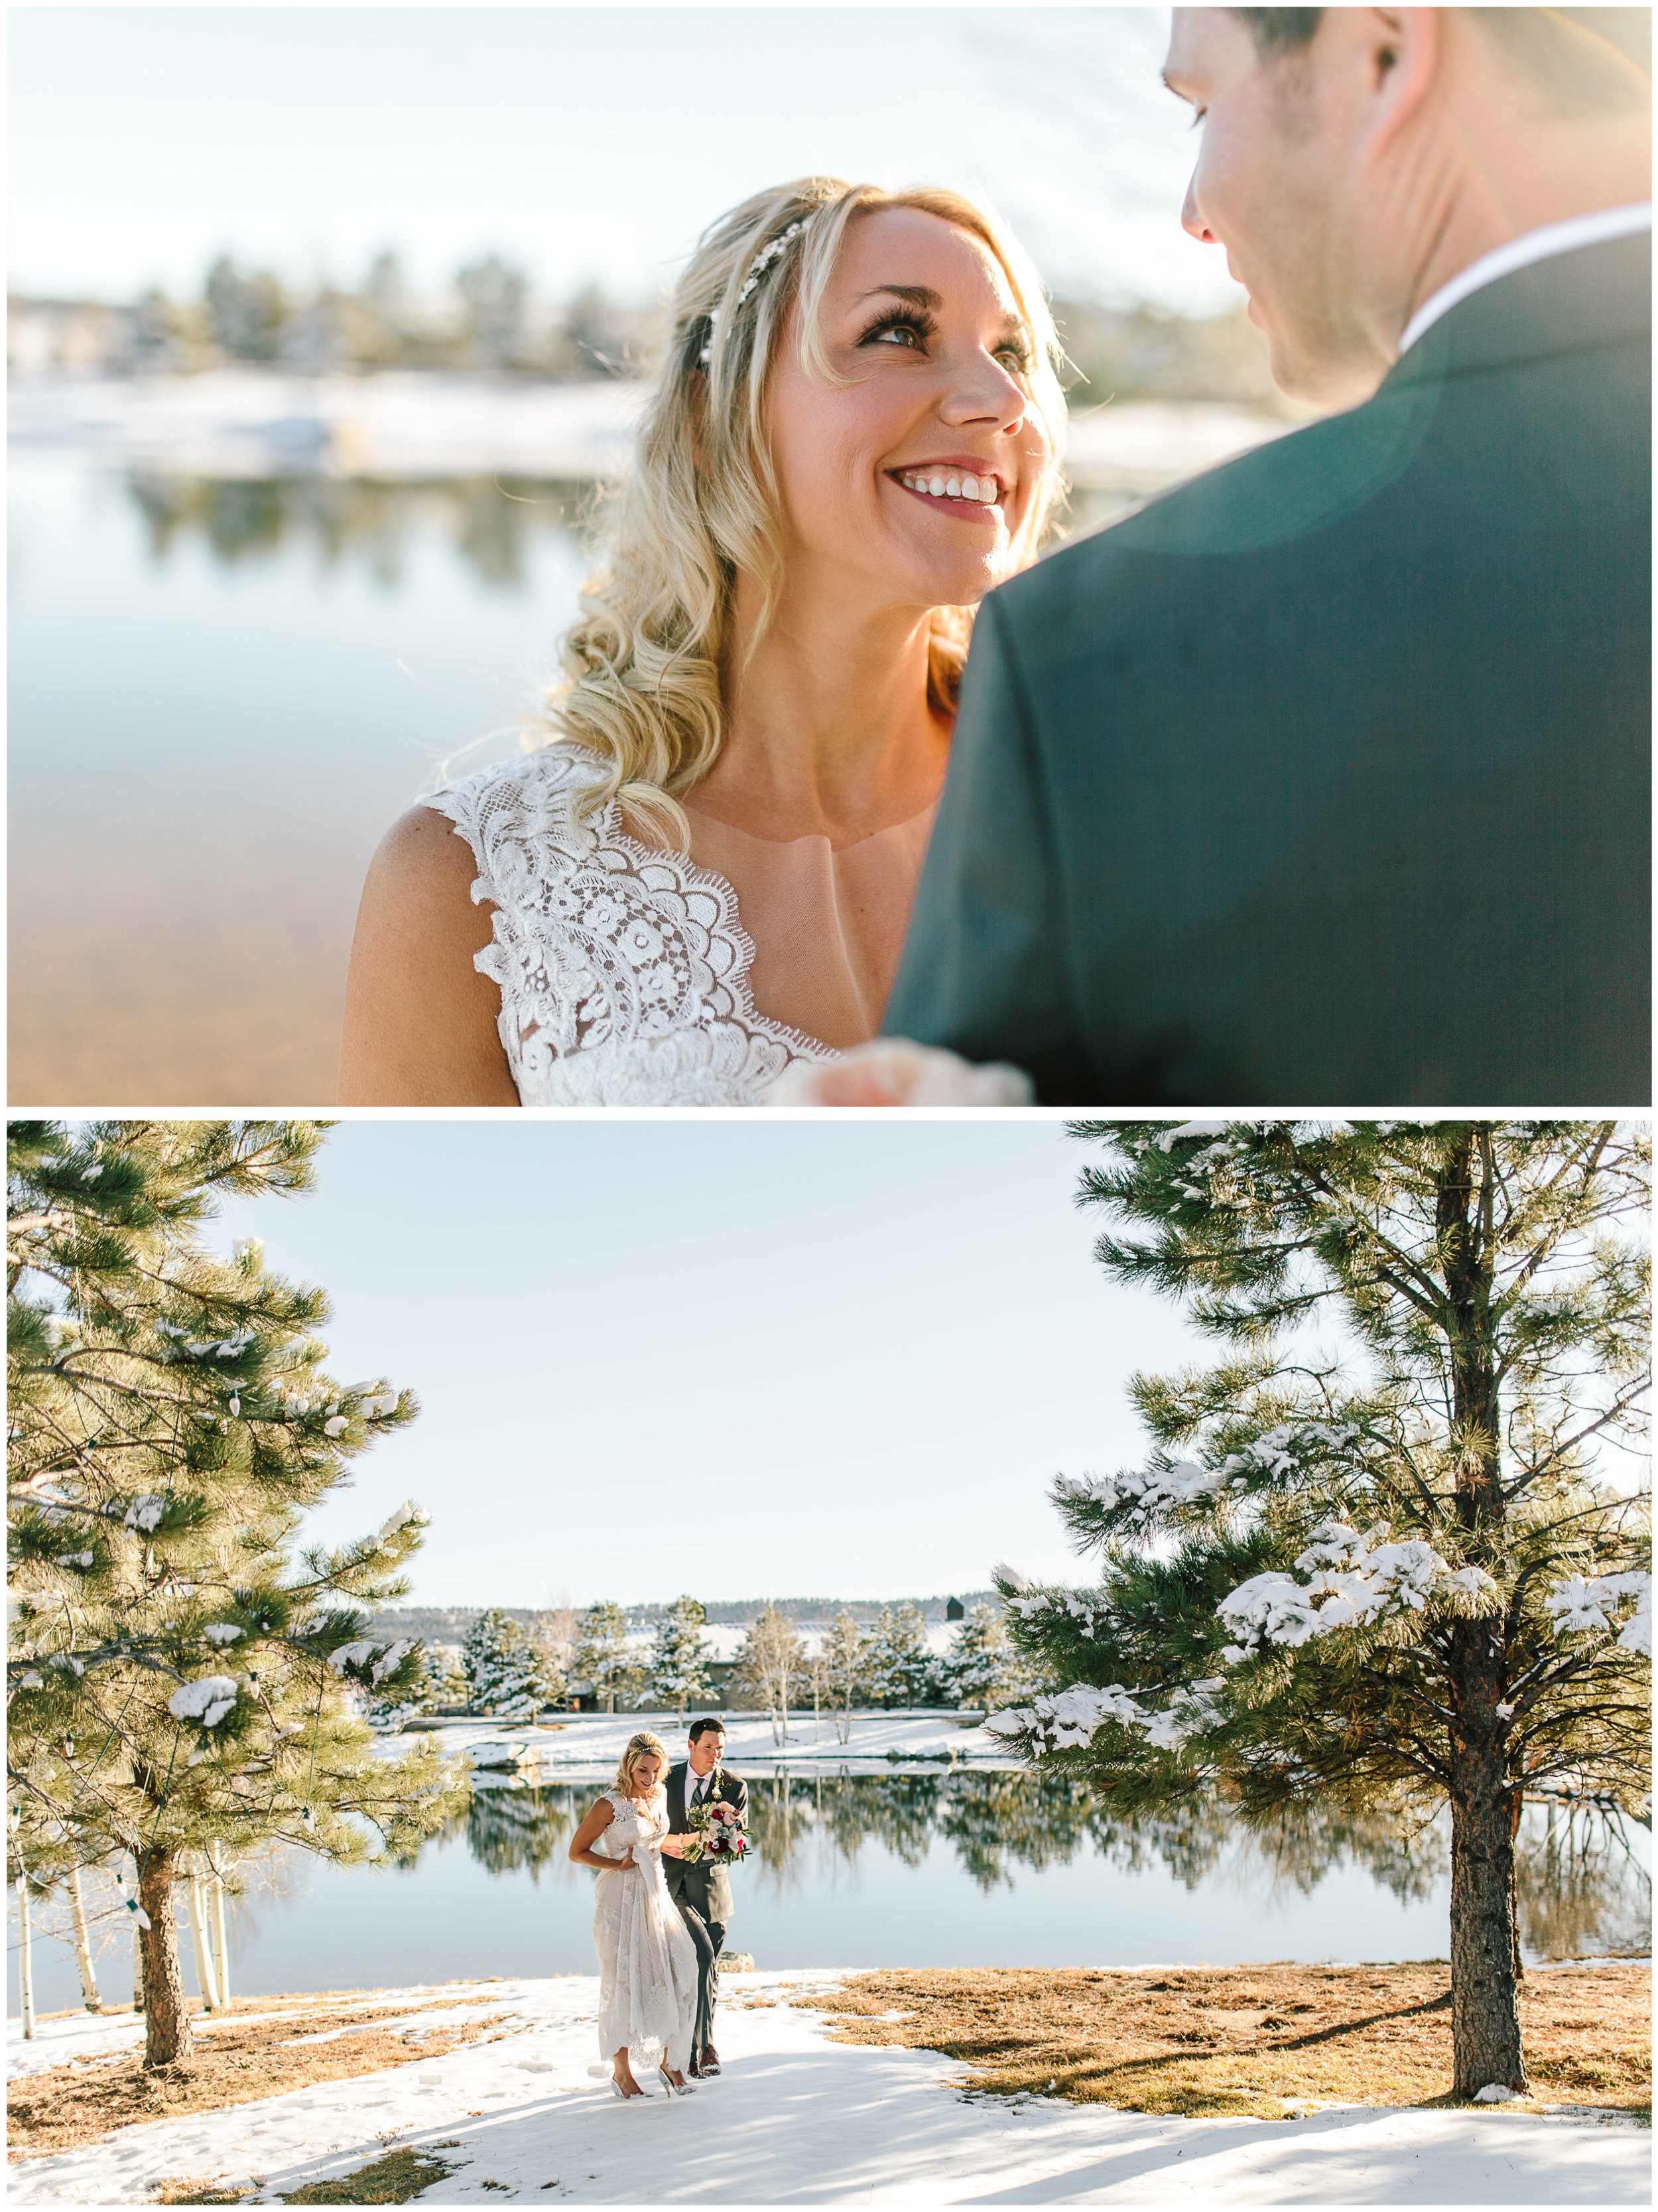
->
<box><xmin>9</xmin><ymin>5</ymin><xmax>1242</xmax><ymax>316</ymax></box>
<box><xmin>202</xmin><ymin>1118</ymin><xmax>1226</xmax><ymax>1612</ymax></box>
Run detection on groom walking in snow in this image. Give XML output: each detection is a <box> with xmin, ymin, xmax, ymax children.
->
<box><xmin>661</xmin><ymin>1718</ymin><xmax>747</xmax><ymax>2077</ymax></box>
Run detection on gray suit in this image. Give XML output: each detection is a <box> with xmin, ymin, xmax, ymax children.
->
<box><xmin>664</xmin><ymin>1760</ymin><xmax>747</xmax><ymax>2055</ymax></box>
<box><xmin>885</xmin><ymin>233</ymin><xmax>1650</xmax><ymax>1106</ymax></box>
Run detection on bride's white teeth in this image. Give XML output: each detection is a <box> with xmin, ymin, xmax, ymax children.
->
<box><xmin>960</xmin><ymin>474</ymin><xmax>979</xmax><ymax>501</ymax></box>
<box><xmin>928</xmin><ymin>473</ymin><xmax>946</xmax><ymax>497</ymax></box>
<box><xmin>946</xmin><ymin>475</ymin><xmax>962</xmax><ymax>499</ymax></box>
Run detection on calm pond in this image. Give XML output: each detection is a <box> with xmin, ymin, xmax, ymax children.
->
<box><xmin>9</xmin><ymin>453</ymin><xmax>584</xmax><ymax>1105</ymax></box>
<box><xmin>10</xmin><ymin>1770</ymin><xmax>1647</xmax><ymax>2018</ymax></box>
<box><xmin>7</xmin><ymin>446</ymin><xmax>1133</xmax><ymax>1107</ymax></box>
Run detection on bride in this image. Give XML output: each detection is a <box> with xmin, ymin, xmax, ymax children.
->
<box><xmin>338</xmin><ymin>174</ymin><xmax>1064</xmax><ymax>1106</ymax></box>
<box><xmin>568</xmin><ymin>1732</ymin><xmax>701</xmax><ymax>2101</ymax></box>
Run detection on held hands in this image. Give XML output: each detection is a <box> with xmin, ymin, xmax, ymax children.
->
<box><xmin>659</xmin><ymin>1833</ymin><xmax>686</xmax><ymax>1858</ymax></box>
<box><xmin>763</xmin><ymin>1039</ymin><xmax>1033</xmax><ymax>1108</ymax></box>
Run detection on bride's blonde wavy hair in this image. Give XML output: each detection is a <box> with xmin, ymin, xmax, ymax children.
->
<box><xmin>535</xmin><ymin>176</ymin><xmax>1068</xmax><ymax>842</ymax></box>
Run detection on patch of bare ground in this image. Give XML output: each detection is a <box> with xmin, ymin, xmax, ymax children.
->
<box><xmin>795</xmin><ymin>1961</ymin><xmax>1651</xmax><ymax>2120</ymax></box>
<box><xmin>8</xmin><ymin>1996</ymin><xmax>520</xmax><ymax>2162</ymax></box>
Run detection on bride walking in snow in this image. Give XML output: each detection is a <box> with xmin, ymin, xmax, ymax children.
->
<box><xmin>568</xmin><ymin>1732</ymin><xmax>701</xmax><ymax>2100</ymax></box>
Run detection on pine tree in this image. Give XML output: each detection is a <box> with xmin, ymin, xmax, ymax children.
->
<box><xmin>651</xmin><ymin>1596</ymin><xmax>714</xmax><ymax>1721</ymax></box>
<box><xmin>362</xmin><ymin>1652</ymin><xmax>437</xmax><ymax>1735</ymax></box>
<box><xmin>572</xmin><ymin>1602</ymin><xmax>637</xmax><ymax>1713</ymax></box>
<box><xmin>993</xmin><ymin>1120</ymin><xmax>1650</xmax><ymax>2099</ymax></box>
<box><xmin>424</xmin><ymin>1643</ymin><xmax>470</xmax><ymax>1709</ymax></box>
<box><xmin>863</xmin><ymin>1604</ymin><xmax>936</xmax><ymax>1708</ymax></box>
<box><xmin>462</xmin><ymin>1610</ymin><xmax>559</xmax><ymax>1721</ymax></box>
<box><xmin>945</xmin><ymin>1601</ymin><xmax>1043</xmax><ymax>1711</ymax></box>
<box><xmin>7</xmin><ymin>1121</ymin><xmax>469</xmax><ymax>2070</ymax></box>
<box><xmin>732</xmin><ymin>1604</ymin><xmax>806</xmax><ymax>1746</ymax></box>
<box><xmin>820</xmin><ymin>1610</ymin><xmax>867</xmax><ymax>1746</ymax></box>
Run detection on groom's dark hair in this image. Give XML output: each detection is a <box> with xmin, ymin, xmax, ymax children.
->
<box><xmin>688</xmin><ymin>1716</ymin><xmax>725</xmax><ymax>1743</ymax></box>
<box><xmin>1231</xmin><ymin>7</ymin><xmax>1649</xmax><ymax>103</ymax></box>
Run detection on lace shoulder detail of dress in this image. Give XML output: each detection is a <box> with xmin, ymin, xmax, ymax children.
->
<box><xmin>423</xmin><ymin>743</ymin><xmax>838</xmax><ymax>1106</ymax></box>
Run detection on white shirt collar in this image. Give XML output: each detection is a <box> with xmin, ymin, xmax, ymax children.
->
<box><xmin>1397</xmin><ymin>203</ymin><xmax>1652</xmax><ymax>357</ymax></box>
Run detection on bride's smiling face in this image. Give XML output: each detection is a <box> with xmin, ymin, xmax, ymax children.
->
<box><xmin>765</xmin><ymin>207</ymin><xmax>1054</xmax><ymax>615</ymax></box>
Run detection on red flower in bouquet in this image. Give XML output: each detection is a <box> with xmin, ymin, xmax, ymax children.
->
<box><xmin>682</xmin><ymin>1795</ymin><xmax>749</xmax><ymax>1864</ymax></box>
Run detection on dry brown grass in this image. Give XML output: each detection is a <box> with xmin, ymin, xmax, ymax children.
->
<box><xmin>8</xmin><ymin>1993</ymin><xmax>521</xmax><ymax>2163</ymax></box>
<box><xmin>793</xmin><ymin>1961</ymin><xmax>1651</xmax><ymax>2120</ymax></box>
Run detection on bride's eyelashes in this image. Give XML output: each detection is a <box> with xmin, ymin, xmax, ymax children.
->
<box><xmin>858</xmin><ymin>307</ymin><xmax>937</xmax><ymax>352</ymax></box>
<box><xmin>855</xmin><ymin>308</ymin><xmax>1035</xmax><ymax>377</ymax></box>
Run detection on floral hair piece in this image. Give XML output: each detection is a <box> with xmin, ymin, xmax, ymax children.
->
<box><xmin>700</xmin><ymin>220</ymin><xmax>806</xmax><ymax>366</ymax></box>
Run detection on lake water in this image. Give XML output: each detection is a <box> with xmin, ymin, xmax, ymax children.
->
<box><xmin>7</xmin><ymin>444</ymin><xmax>1133</xmax><ymax>1107</ymax></box>
<box><xmin>9</xmin><ymin>454</ymin><xmax>591</xmax><ymax>1104</ymax></box>
<box><xmin>10</xmin><ymin>1771</ymin><xmax>1647</xmax><ymax>2020</ymax></box>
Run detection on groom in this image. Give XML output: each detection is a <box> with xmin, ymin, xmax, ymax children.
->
<box><xmin>663</xmin><ymin>1718</ymin><xmax>747</xmax><ymax>2077</ymax></box>
<box><xmin>883</xmin><ymin>8</ymin><xmax>1650</xmax><ymax>1104</ymax></box>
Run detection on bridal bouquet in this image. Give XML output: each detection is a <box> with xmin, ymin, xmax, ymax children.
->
<box><xmin>681</xmin><ymin>1797</ymin><xmax>749</xmax><ymax>1866</ymax></box>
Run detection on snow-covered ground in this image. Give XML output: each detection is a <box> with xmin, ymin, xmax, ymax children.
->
<box><xmin>9</xmin><ymin>1972</ymin><xmax>1647</xmax><ymax>2205</ymax></box>
<box><xmin>393</xmin><ymin>1709</ymin><xmax>1013</xmax><ymax>1781</ymax></box>
<box><xmin>9</xmin><ymin>371</ymin><xmax>1290</xmax><ymax>496</ymax></box>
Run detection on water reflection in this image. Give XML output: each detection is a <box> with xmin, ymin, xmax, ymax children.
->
<box><xmin>403</xmin><ymin>1772</ymin><xmax>1643</xmax><ymax>1950</ymax></box>
<box><xmin>124</xmin><ymin>471</ymin><xmax>594</xmax><ymax>591</ymax></box>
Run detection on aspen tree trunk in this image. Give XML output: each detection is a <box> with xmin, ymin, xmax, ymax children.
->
<box><xmin>210</xmin><ymin>1849</ymin><xmax>231</xmax><ymax>2010</ymax></box>
<box><xmin>16</xmin><ymin>1877</ymin><xmax>36</xmax><ymax>2038</ymax></box>
<box><xmin>68</xmin><ymin>1866</ymin><xmax>103</xmax><ymax>2011</ymax></box>
<box><xmin>187</xmin><ymin>1869</ymin><xmax>220</xmax><ymax>2012</ymax></box>
<box><xmin>137</xmin><ymin>1849</ymin><xmax>194</xmax><ymax>2067</ymax></box>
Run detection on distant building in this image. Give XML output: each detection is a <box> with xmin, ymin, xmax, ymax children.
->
<box><xmin>8</xmin><ymin>296</ymin><xmax>137</xmax><ymax>377</ymax></box>
<box><xmin>945</xmin><ymin>1597</ymin><xmax>965</xmax><ymax>1621</ymax></box>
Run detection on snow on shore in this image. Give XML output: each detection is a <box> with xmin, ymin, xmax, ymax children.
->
<box><xmin>9</xmin><ymin>371</ymin><xmax>1290</xmax><ymax>495</ymax></box>
<box><xmin>9</xmin><ymin>1972</ymin><xmax>1647</xmax><ymax>2206</ymax></box>
<box><xmin>389</xmin><ymin>1709</ymin><xmax>1013</xmax><ymax>1780</ymax></box>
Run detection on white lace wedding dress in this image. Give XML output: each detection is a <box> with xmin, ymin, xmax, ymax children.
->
<box><xmin>426</xmin><ymin>745</ymin><xmax>841</xmax><ymax>1105</ymax></box>
<box><xmin>590</xmin><ymin>1787</ymin><xmax>700</xmax><ymax>2075</ymax></box>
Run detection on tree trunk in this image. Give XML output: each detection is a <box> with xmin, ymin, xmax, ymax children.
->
<box><xmin>16</xmin><ymin>1877</ymin><xmax>36</xmax><ymax>2038</ymax></box>
<box><xmin>133</xmin><ymin>1919</ymin><xmax>146</xmax><ymax>2012</ymax></box>
<box><xmin>137</xmin><ymin>1848</ymin><xmax>194</xmax><ymax>2068</ymax></box>
<box><xmin>1438</xmin><ymin>1134</ymin><xmax>1525</xmax><ymax>2097</ymax></box>
<box><xmin>210</xmin><ymin>1849</ymin><xmax>231</xmax><ymax>2010</ymax></box>
<box><xmin>67</xmin><ymin>1866</ymin><xmax>102</xmax><ymax>2011</ymax></box>
<box><xmin>1449</xmin><ymin>1736</ymin><xmax>1527</xmax><ymax>2095</ymax></box>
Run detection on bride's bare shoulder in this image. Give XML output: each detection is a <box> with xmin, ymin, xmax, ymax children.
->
<box><xmin>338</xmin><ymin>803</ymin><xmax>513</xmax><ymax>1106</ymax></box>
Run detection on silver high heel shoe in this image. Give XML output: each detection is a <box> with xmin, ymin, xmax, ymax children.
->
<box><xmin>608</xmin><ymin>2075</ymin><xmax>649</xmax><ymax>2101</ymax></box>
<box><xmin>659</xmin><ymin>2065</ymin><xmax>698</xmax><ymax>2096</ymax></box>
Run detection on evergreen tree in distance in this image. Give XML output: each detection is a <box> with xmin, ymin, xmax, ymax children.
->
<box><xmin>425</xmin><ymin>1643</ymin><xmax>471</xmax><ymax>1710</ymax></box>
<box><xmin>863</xmin><ymin>1604</ymin><xmax>936</xmax><ymax>1708</ymax></box>
<box><xmin>946</xmin><ymin>1600</ymin><xmax>1044</xmax><ymax>1712</ymax></box>
<box><xmin>651</xmin><ymin>1595</ymin><xmax>714</xmax><ymax>1722</ymax></box>
<box><xmin>462</xmin><ymin>1608</ymin><xmax>560</xmax><ymax>1721</ymax></box>
<box><xmin>572</xmin><ymin>1601</ymin><xmax>637</xmax><ymax>1713</ymax></box>
<box><xmin>992</xmin><ymin>1121</ymin><xmax>1650</xmax><ymax>2099</ymax></box>
<box><xmin>7</xmin><ymin>1122</ymin><xmax>468</xmax><ymax>2070</ymax></box>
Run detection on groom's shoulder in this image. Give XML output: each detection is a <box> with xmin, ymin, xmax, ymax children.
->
<box><xmin>995</xmin><ymin>387</ymin><xmax>1441</xmax><ymax>637</ymax></box>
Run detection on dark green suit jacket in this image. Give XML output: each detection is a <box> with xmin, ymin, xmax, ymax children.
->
<box><xmin>885</xmin><ymin>233</ymin><xmax>1651</xmax><ymax>1105</ymax></box>
<box><xmin>664</xmin><ymin>1760</ymin><xmax>747</xmax><ymax>1928</ymax></box>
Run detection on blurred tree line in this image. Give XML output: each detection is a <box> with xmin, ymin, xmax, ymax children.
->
<box><xmin>114</xmin><ymin>249</ymin><xmax>661</xmax><ymax>379</ymax></box>
<box><xmin>19</xmin><ymin>247</ymin><xmax>1287</xmax><ymax>407</ymax></box>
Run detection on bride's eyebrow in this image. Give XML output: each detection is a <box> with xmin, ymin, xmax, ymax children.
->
<box><xmin>855</xmin><ymin>283</ymin><xmax>942</xmax><ymax>308</ymax></box>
